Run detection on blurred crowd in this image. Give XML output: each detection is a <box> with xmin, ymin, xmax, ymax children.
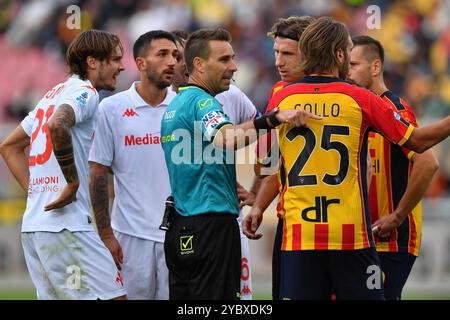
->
<box><xmin>1</xmin><ymin>0</ymin><xmax>450</xmax><ymax>201</ymax></box>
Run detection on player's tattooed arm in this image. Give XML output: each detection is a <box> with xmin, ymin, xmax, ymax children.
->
<box><xmin>44</xmin><ymin>104</ymin><xmax>79</xmax><ymax>211</ymax></box>
<box><xmin>48</xmin><ymin>104</ymin><xmax>79</xmax><ymax>184</ymax></box>
<box><xmin>89</xmin><ymin>166</ymin><xmax>111</xmax><ymax>231</ymax></box>
<box><xmin>89</xmin><ymin>162</ymin><xmax>124</xmax><ymax>269</ymax></box>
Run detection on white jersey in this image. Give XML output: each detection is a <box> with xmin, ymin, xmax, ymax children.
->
<box><xmin>21</xmin><ymin>75</ymin><xmax>99</xmax><ymax>232</ymax></box>
<box><xmin>88</xmin><ymin>82</ymin><xmax>176</xmax><ymax>242</ymax></box>
<box><xmin>216</xmin><ymin>84</ymin><xmax>259</xmax><ymax>125</ymax></box>
<box><xmin>216</xmin><ymin>84</ymin><xmax>259</xmax><ymax>223</ymax></box>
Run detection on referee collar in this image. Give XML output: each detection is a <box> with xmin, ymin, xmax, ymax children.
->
<box><xmin>179</xmin><ymin>83</ymin><xmax>213</xmax><ymax>96</ymax></box>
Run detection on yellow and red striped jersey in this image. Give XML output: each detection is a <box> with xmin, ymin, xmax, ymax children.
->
<box><xmin>270</xmin><ymin>81</ymin><xmax>288</xmax><ymax>99</ymax></box>
<box><xmin>266</xmin><ymin>76</ymin><xmax>415</xmax><ymax>251</ymax></box>
<box><xmin>256</xmin><ymin>81</ymin><xmax>287</xmax><ymax>164</ymax></box>
<box><xmin>369</xmin><ymin>91</ymin><xmax>422</xmax><ymax>256</ymax></box>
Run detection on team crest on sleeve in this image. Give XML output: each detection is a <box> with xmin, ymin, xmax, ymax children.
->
<box><xmin>76</xmin><ymin>92</ymin><xmax>89</xmax><ymax>106</ymax></box>
<box><xmin>197</xmin><ymin>98</ymin><xmax>214</xmax><ymax>110</ymax></box>
<box><xmin>202</xmin><ymin>110</ymin><xmax>227</xmax><ymax>137</ymax></box>
<box><xmin>393</xmin><ymin>111</ymin><xmax>411</xmax><ymax>127</ymax></box>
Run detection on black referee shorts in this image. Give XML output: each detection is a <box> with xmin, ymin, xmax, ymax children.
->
<box><xmin>164</xmin><ymin>212</ymin><xmax>241</xmax><ymax>300</ymax></box>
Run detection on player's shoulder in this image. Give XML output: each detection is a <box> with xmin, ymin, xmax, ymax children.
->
<box><xmin>61</xmin><ymin>76</ymin><xmax>99</xmax><ymax>106</ymax></box>
<box><xmin>98</xmin><ymin>85</ymin><xmax>138</xmax><ymax>112</ymax></box>
<box><xmin>98</xmin><ymin>92</ymin><xmax>123</xmax><ymax>112</ymax></box>
<box><xmin>56</xmin><ymin>78</ymin><xmax>97</xmax><ymax>113</ymax></box>
<box><xmin>225</xmin><ymin>83</ymin><xmax>241</xmax><ymax>95</ymax></box>
<box><xmin>101</xmin><ymin>88</ymin><xmax>130</xmax><ymax>104</ymax></box>
<box><xmin>287</xmin><ymin>76</ymin><xmax>371</xmax><ymax>94</ymax></box>
<box><xmin>381</xmin><ymin>90</ymin><xmax>413</xmax><ymax>112</ymax></box>
<box><xmin>270</xmin><ymin>81</ymin><xmax>288</xmax><ymax>98</ymax></box>
<box><xmin>217</xmin><ymin>84</ymin><xmax>246</xmax><ymax>102</ymax></box>
<box><xmin>65</xmin><ymin>75</ymin><xmax>98</xmax><ymax>95</ymax></box>
<box><xmin>217</xmin><ymin>84</ymin><xmax>252</xmax><ymax>105</ymax></box>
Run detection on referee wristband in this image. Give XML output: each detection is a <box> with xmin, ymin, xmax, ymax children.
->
<box><xmin>267</xmin><ymin>107</ymin><xmax>281</xmax><ymax>127</ymax></box>
<box><xmin>253</xmin><ymin>107</ymin><xmax>281</xmax><ymax>130</ymax></box>
<box><xmin>253</xmin><ymin>115</ymin><xmax>272</xmax><ymax>130</ymax></box>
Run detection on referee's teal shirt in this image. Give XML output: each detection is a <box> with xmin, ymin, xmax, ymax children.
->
<box><xmin>161</xmin><ymin>85</ymin><xmax>239</xmax><ymax>217</ymax></box>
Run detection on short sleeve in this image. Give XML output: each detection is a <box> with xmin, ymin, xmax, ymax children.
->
<box><xmin>195</xmin><ymin>96</ymin><xmax>232</xmax><ymax>142</ymax></box>
<box><xmin>60</xmin><ymin>85</ymin><xmax>98</xmax><ymax>124</ymax></box>
<box><xmin>88</xmin><ymin>100</ymin><xmax>114</xmax><ymax>166</ymax></box>
<box><xmin>366</xmin><ymin>93</ymin><xmax>415</xmax><ymax>147</ymax></box>
<box><xmin>397</xmin><ymin>107</ymin><xmax>419</xmax><ymax>158</ymax></box>
<box><xmin>21</xmin><ymin>108</ymin><xmax>38</xmax><ymax>137</ymax></box>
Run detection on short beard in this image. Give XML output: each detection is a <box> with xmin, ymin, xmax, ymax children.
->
<box><xmin>338</xmin><ymin>50</ymin><xmax>350</xmax><ymax>80</ymax></box>
<box><xmin>147</xmin><ymin>71</ymin><xmax>170</xmax><ymax>89</ymax></box>
<box><xmin>96</xmin><ymin>64</ymin><xmax>116</xmax><ymax>91</ymax></box>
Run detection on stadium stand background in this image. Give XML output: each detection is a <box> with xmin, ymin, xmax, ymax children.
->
<box><xmin>0</xmin><ymin>0</ymin><xmax>449</xmax><ymax>299</ymax></box>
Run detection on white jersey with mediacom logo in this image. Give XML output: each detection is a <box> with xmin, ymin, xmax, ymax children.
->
<box><xmin>21</xmin><ymin>75</ymin><xmax>99</xmax><ymax>232</ymax></box>
<box><xmin>88</xmin><ymin>82</ymin><xmax>176</xmax><ymax>243</ymax></box>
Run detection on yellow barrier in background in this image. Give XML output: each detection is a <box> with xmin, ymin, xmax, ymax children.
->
<box><xmin>0</xmin><ymin>199</ymin><xmax>26</xmax><ymax>224</ymax></box>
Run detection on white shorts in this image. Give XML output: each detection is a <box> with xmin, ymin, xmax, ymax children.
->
<box><xmin>21</xmin><ymin>230</ymin><xmax>126</xmax><ymax>300</ymax></box>
<box><xmin>239</xmin><ymin>219</ymin><xmax>253</xmax><ymax>300</ymax></box>
<box><xmin>114</xmin><ymin>231</ymin><xmax>168</xmax><ymax>300</ymax></box>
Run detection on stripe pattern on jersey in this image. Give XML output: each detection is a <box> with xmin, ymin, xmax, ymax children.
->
<box><xmin>368</xmin><ymin>91</ymin><xmax>422</xmax><ymax>256</ymax></box>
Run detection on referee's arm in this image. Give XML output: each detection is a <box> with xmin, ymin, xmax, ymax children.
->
<box><xmin>213</xmin><ymin>108</ymin><xmax>320</xmax><ymax>150</ymax></box>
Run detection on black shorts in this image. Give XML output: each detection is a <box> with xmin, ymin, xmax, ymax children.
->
<box><xmin>164</xmin><ymin>212</ymin><xmax>241</xmax><ymax>300</ymax></box>
<box><xmin>280</xmin><ymin>248</ymin><xmax>384</xmax><ymax>300</ymax></box>
<box><xmin>379</xmin><ymin>252</ymin><xmax>416</xmax><ymax>300</ymax></box>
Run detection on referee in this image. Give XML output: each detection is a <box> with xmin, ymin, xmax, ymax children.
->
<box><xmin>160</xmin><ymin>28</ymin><xmax>318</xmax><ymax>299</ymax></box>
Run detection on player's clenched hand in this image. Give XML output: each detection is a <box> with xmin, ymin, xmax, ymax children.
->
<box><xmin>237</xmin><ymin>182</ymin><xmax>255</xmax><ymax>208</ymax></box>
<box><xmin>275</xmin><ymin>109</ymin><xmax>322</xmax><ymax>128</ymax></box>
<box><xmin>44</xmin><ymin>181</ymin><xmax>79</xmax><ymax>211</ymax></box>
<box><xmin>101</xmin><ymin>233</ymin><xmax>123</xmax><ymax>270</ymax></box>
<box><xmin>371</xmin><ymin>212</ymin><xmax>403</xmax><ymax>239</ymax></box>
<box><xmin>243</xmin><ymin>208</ymin><xmax>263</xmax><ymax>240</ymax></box>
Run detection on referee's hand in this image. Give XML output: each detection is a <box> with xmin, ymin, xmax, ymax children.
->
<box><xmin>243</xmin><ymin>208</ymin><xmax>263</xmax><ymax>240</ymax></box>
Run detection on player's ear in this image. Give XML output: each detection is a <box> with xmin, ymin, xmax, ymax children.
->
<box><xmin>372</xmin><ymin>58</ymin><xmax>382</xmax><ymax>77</ymax></box>
<box><xmin>86</xmin><ymin>56</ymin><xmax>98</xmax><ymax>70</ymax></box>
<box><xmin>135</xmin><ymin>56</ymin><xmax>146</xmax><ymax>72</ymax></box>
<box><xmin>335</xmin><ymin>48</ymin><xmax>345</xmax><ymax>64</ymax></box>
<box><xmin>193</xmin><ymin>56</ymin><xmax>204</xmax><ymax>74</ymax></box>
